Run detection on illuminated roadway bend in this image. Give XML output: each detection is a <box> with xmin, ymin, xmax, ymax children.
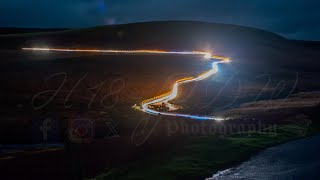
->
<box><xmin>22</xmin><ymin>47</ymin><xmax>230</xmax><ymax>120</ymax></box>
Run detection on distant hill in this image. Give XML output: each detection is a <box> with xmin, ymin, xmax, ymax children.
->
<box><xmin>0</xmin><ymin>21</ymin><xmax>286</xmax><ymax>51</ymax></box>
<box><xmin>0</xmin><ymin>21</ymin><xmax>319</xmax><ymax>70</ymax></box>
<box><xmin>0</xmin><ymin>27</ymin><xmax>67</xmax><ymax>35</ymax></box>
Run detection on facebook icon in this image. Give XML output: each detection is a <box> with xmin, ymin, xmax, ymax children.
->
<box><xmin>32</xmin><ymin>116</ymin><xmax>61</xmax><ymax>143</ymax></box>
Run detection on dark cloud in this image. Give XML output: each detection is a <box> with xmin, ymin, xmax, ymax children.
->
<box><xmin>0</xmin><ymin>0</ymin><xmax>319</xmax><ymax>40</ymax></box>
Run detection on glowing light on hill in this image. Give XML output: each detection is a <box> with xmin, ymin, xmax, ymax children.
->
<box><xmin>204</xmin><ymin>53</ymin><xmax>212</xmax><ymax>59</ymax></box>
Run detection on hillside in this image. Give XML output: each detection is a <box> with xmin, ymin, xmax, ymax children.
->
<box><xmin>0</xmin><ymin>21</ymin><xmax>319</xmax><ymax>141</ymax></box>
<box><xmin>0</xmin><ymin>21</ymin><xmax>286</xmax><ymax>50</ymax></box>
<box><xmin>0</xmin><ymin>21</ymin><xmax>319</xmax><ymax>69</ymax></box>
<box><xmin>0</xmin><ymin>21</ymin><xmax>320</xmax><ymax>180</ymax></box>
<box><xmin>0</xmin><ymin>27</ymin><xmax>66</xmax><ymax>35</ymax></box>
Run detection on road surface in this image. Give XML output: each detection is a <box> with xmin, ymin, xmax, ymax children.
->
<box><xmin>22</xmin><ymin>48</ymin><xmax>230</xmax><ymax>120</ymax></box>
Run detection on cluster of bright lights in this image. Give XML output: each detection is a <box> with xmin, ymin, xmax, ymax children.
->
<box><xmin>22</xmin><ymin>47</ymin><xmax>230</xmax><ymax>121</ymax></box>
<box><xmin>204</xmin><ymin>53</ymin><xmax>212</xmax><ymax>59</ymax></box>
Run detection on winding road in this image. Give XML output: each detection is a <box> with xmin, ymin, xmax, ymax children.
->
<box><xmin>22</xmin><ymin>47</ymin><xmax>230</xmax><ymax>120</ymax></box>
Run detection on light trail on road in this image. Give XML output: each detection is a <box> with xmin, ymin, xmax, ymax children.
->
<box><xmin>22</xmin><ymin>47</ymin><xmax>230</xmax><ymax>120</ymax></box>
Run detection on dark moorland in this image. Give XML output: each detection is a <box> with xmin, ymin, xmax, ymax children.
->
<box><xmin>0</xmin><ymin>21</ymin><xmax>319</xmax><ymax>180</ymax></box>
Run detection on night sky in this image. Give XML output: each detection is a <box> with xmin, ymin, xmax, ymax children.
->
<box><xmin>0</xmin><ymin>0</ymin><xmax>319</xmax><ymax>40</ymax></box>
